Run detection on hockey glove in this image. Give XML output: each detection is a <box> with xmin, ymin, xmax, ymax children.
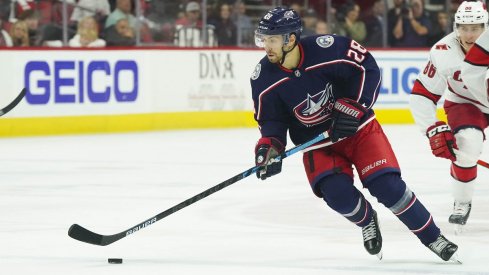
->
<box><xmin>426</xmin><ymin>121</ymin><xmax>458</xmax><ymax>161</ymax></box>
<box><xmin>255</xmin><ymin>137</ymin><xmax>285</xmax><ymax>180</ymax></box>
<box><xmin>330</xmin><ymin>98</ymin><xmax>367</xmax><ymax>142</ymax></box>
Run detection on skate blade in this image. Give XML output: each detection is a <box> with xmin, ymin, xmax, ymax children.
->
<box><xmin>454</xmin><ymin>224</ymin><xmax>465</xmax><ymax>235</ymax></box>
<box><xmin>376</xmin><ymin>250</ymin><xmax>383</xmax><ymax>260</ymax></box>
<box><xmin>449</xmin><ymin>252</ymin><xmax>462</xmax><ymax>264</ymax></box>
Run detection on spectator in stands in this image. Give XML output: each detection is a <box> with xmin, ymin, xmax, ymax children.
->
<box><xmin>391</xmin><ymin>0</ymin><xmax>431</xmax><ymax>47</ymax></box>
<box><xmin>38</xmin><ymin>0</ymin><xmax>75</xmax><ymax>26</ymax></box>
<box><xmin>105</xmin><ymin>0</ymin><xmax>136</xmax><ymax>29</ymax></box>
<box><xmin>18</xmin><ymin>9</ymin><xmax>42</xmax><ymax>46</ymax></box>
<box><xmin>70</xmin><ymin>0</ymin><xmax>111</xmax><ymax>25</ymax></box>
<box><xmin>105</xmin><ymin>18</ymin><xmax>135</xmax><ymax>46</ymax></box>
<box><xmin>174</xmin><ymin>1</ymin><xmax>215</xmax><ymax>47</ymax></box>
<box><xmin>10</xmin><ymin>20</ymin><xmax>29</xmax><ymax>47</ymax></box>
<box><xmin>428</xmin><ymin>11</ymin><xmax>449</xmax><ymax>46</ymax></box>
<box><xmin>387</xmin><ymin>0</ymin><xmax>404</xmax><ymax>46</ymax></box>
<box><xmin>302</xmin><ymin>8</ymin><xmax>318</xmax><ymax>37</ymax></box>
<box><xmin>0</xmin><ymin>17</ymin><xmax>12</xmax><ymax>47</ymax></box>
<box><xmin>104</xmin><ymin>0</ymin><xmax>153</xmax><ymax>43</ymax></box>
<box><xmin>69</xmin><ymin>16</ymin><xmax>106</xmax><ymax>47</ymax></box>
<box><xmin>327</xmin><ymin>5</ymin><xmax>340</xmax><ymax>35</ymax></box>
<box><xmin>0</xmin><ymin>0</ymin><xmax>10</xmax><ymax>24</ymax></box>
<box><xmin>336</xmin><ymin>1</ymin><xmax>366</xmax><ymax>43</ymax></box>
<box><xmin>12</xmin><ymin>0</ymin><xmax>36</xmax><ymax>22</ymax></box>
<box><xmin>175</xmin><ymin>1</ymin><xmax>202</xmax><ymax>28</ymax></box>
<box><xmin>209</xmin><ymin>3</ymin><xmax>236</xmax><ymax>46</ymax></box>
<box><xmin>289</xmin><ymin>2</ymin><xmax>302</xmax><ymax>15</ymax></box>
<box><xmin>448</xmin><ymin>0</ymin><xmax>462</xmax><ymax>21</ymax></box>
<box><xmin>314</xmin><ymin>19</ymin><xmax>329</xmax><ymax>35</ymax></box>
<box><xmin>232</xmin><ymin>1</ymin><xmax>253</xmax><ymax>46</ymax></box>
<box><xmin>143</xmin><ymin>0</ymin><xmax>176</xmax><ymax>43</ymax></box>
<box><xmin>0</xmin><ymin>1</ymin><xmax>10</xmax><ymax>45</ymax></box>
<box><xmin>363</xmin><ymin>0</ymin><xmax>385</xmax><ymax>47</ymax></box>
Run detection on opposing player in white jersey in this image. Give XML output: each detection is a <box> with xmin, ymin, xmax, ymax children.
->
<box><xmin>461</xmin><ymin>24</ymin><xmax>489</xmax><ymax>107</ymax></box>
<box><xmin>410</xmin><ymin>1</ymin><xmax>488</xmax><ymax>233</ymax></box>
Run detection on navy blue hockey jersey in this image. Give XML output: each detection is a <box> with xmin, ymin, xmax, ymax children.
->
<box><xmin>251</xmin><ymin>34</ymin><xmax>382</xmax><ymax>146</ymax></box>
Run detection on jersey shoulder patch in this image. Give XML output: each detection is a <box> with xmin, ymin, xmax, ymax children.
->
<box><xmin>251</xmin><ymin>63</ymin><xmax>261</xmax><ymax>80</ymax></box>
<box><xmin>316</xmin><ymin>35</ymin><xmax>335</xmax><ymax>48</ymax></box>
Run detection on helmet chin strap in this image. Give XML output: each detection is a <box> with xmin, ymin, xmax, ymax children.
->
<box><xmin>280</xmin><ymin>34</ymin><xmax>298</xmax><ymax>65</ymax></box>
<box><xmin>457</xmin><ymin>38</ymin><xmax>469</xmax><ymax>53</ymax></box>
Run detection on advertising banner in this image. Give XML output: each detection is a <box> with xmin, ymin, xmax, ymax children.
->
<box><xmin>0</xmin><ymin>48</ymin><xmax>433</xmax><ymax>136</ymax></box>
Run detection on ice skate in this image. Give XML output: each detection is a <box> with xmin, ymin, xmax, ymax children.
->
<box><xmin>362</xmin><ymin>210</ymin><xmax>383</xmax><ymax>260</ymax></box>
<box><xmin>428</xmin><ymin>234</ymin><xmax>461</xmax><ymax>263</ymax></box>
<box><xmin>449</xmin><ymin>201</ymin><xmax>471</xmax><ymax>235</ymax></box>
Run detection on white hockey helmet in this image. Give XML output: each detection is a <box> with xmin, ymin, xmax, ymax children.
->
<box><xmin>453</xmin><ymin>1</ymin><xmax>489</xmax><ymax>33</ymax></box>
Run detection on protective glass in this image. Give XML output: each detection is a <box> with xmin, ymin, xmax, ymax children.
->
<box><xmin>254</xmin><ymin>32</ymin><xmax>284</xmax><ymax>48</ymax></box>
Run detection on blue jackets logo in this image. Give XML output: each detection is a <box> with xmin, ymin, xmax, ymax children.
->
<box><xmin>24</xmin><ymin>60</ymin><xmax>138</xmax><ymax>104</ymax></box>
<box><xmin>293</xmin><ymin>82</ymin><xmax>335</xmax><ymax>126</ymax></box>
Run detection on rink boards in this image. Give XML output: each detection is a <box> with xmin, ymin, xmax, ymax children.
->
<box><xmin>0</xmin><ymin>47</ymin><xmax>445</xmax><ymax>137</ymax></box>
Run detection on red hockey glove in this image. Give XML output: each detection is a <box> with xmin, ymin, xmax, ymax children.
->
<box><xmin>255</xmin><ymin>137</ymin><xmax>285</xmax><ymax>180</ymax></box>
<box><xmin>330</xmin><ymin>98</ymin><xmax>367</xmax><ymax>142</ymax></box>
<box><xmin>426</xmin><ymin>121</ymin><xmax>458</xmax><ymax>161</ymax></box>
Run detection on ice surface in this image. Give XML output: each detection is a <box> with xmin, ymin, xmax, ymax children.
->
<box><xmin>0</xmin><ymin>125</ymin><xmax>488</xmax><ymax>275</ymax></box>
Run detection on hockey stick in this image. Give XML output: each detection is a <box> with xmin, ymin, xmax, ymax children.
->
<box><xmin>0</xmin><ymin>88</ymin><xmax>26</xmax><ymax>116</ymax></box>
<box><xmin>68</xmin><ymin>131</ymin><xmax>331</xmax><ymax>246</ymax></box>
<box><xmin>477</xmin><ymin>159</ymin><xmax>489</xmax><ymax>169</ymax></box>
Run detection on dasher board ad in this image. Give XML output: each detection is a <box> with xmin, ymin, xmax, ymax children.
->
<box><xmin>0</xmin><ymin>48</ymin><xmax>429</xmax><ymax>118</ymax></box>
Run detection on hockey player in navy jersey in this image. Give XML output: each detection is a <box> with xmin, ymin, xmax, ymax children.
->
<box><xmin>251</xmin><ymin>7</ymin><xmax>458</xmax><ymax>262</ymax></box>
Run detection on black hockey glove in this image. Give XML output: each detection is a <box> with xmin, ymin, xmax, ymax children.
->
<box><xmin>255</xmin><ymin>137</ymin><xmax>285</xmax><ymax>180</ymax></box>
<box><xmin>330</xmin><ymin>98</ymin><xmax>367</xmax><ymax>142</ymax></box>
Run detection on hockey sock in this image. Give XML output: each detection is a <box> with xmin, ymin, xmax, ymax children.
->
<box><xmin>366</xmin><ymin>173</ymin><xmax>440</xmax><ymax>246</ymax></box>
<box><xmin>317</xmin><ymin>174</ymin><xmax>373</xmax><ymax>227</ymax></box>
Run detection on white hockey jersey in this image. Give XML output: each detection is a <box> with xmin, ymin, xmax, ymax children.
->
<box><xmin>461</xmin><ymin>28</ymin><xmax>489</xmax><ymax>112</ymax></box>
<box><xmin>410</xmin><ymin>32</ymin><xmax>489</xmax><ymax>132</ymax></box>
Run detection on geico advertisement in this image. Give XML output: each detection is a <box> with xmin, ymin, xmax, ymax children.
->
<box><xmin>372</xmin><ymin>50</ymin><xmax>428</xmax><ymax>108</ymax></box>
<box><xmin>0</xmin><ymin>49</ymin><xmax>429</xmax><ymax>118</ymax></box>
<box><xmin>0</xmin><ymin>50</ymin><xmax>144</xmax><ymax>117</ymax></box>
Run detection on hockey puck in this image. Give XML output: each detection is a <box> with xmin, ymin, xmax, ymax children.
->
<box><xmin>108</xmin><ymin>258</ymin><xmax>123</xmax><ymax>264</ymax></box>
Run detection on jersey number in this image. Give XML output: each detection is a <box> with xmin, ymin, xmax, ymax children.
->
<box><xmin>423</xmin><ymin>61</ymin><xmax>437</xmax><ymax>78</ymax></box>
<box><xmin>347</xmin><ymin>40</ymin><xmax>367</xmax><ymax>63</ymax></box>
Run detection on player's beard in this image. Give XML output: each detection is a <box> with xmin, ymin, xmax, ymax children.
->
<box><xmin>266</xmin><ymin>49</ymin><xmax>283</xmax><ymax>64</ymax></box>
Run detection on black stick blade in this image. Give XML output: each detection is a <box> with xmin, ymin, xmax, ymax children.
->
<box><xmin>68</xmin><ymin>224</ymin><xmax>105</xmax><ymax>246</ymax></box>
<box><xmin>0</xmin><ymin>88</ymin><xmax>26</xmax><ymax>116</ymax></box>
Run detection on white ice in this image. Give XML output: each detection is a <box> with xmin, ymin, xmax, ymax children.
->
<box><xmin>0</xmin><ymin>125</ymin><xmax>488</xmax><ymax>275</ymax></box>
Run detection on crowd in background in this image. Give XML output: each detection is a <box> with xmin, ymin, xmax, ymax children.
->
<box><xmin>0</xmin><ymin>0</ymin><xmax>471</xmax><ymax>48</ymax></box>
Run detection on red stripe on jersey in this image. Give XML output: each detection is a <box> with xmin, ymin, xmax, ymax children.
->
<box><xmin>465</xmin><ymin>43</ymin><xmax>489</xmax><ymax>66</ymax></box>
<box><xmin>447</xmin><ymin>84</ymin><xmax>483</xmax><ymax>106</ymax></box>
<box><xmin>411</xmin><ymin>215</ymin><xmax>433</xmax><ymax>233</ymax></box>
<box><xmin>395</xmin><ymin>196</ymin><xmax>417</xmax><ymax>215</ymax></box>
<box><xmin>368</xmin><ymin>75</ymin><xmax>382</xmax><ymax>109</ymax></box>
<box><xmin>256</xmin><ymin>77</ymin><xmax>290</xmax><ymax>120</ymax></box>
<box><xmin>354</xmin><ymin>199</ymin><xmax>370</xmax><ymax>225</ymax></box>
<box><xmin>411</xmin><ymin>80</ymin><xmax>441</xmax><ymax>104</ymax></box>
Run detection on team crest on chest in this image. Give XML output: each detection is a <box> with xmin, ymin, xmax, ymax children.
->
<box><xmin>251</xmin><ymin>63</ymin><xmax>261</xmax><ymax>80</ymax></box>
<box><xmin>316</xmin><ymin>35</ymin><xmax>334</xmax><ymax>48</ymax></box>
<box><xmin>293</xmin><ymin>83</ymin><xmax>335</xmax><ymax>126</ymax></box>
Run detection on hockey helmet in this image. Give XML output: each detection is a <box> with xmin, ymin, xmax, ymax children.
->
<box><xmin>255</xmin><ymin>7</ymin><xmax>302</xmax><ymax>48</ymax></box>
<box><xmin>453</xmin><ymin>1</ymin><xmax>488</xmax><ymax>32</ymax></box>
